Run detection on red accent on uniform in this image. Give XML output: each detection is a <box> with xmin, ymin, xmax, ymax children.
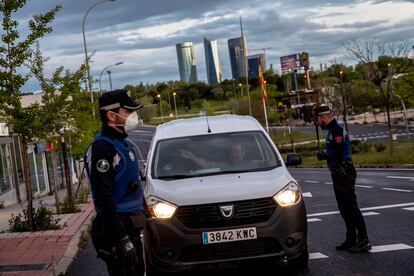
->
<box><xmin>335</xmin><ymin>136</ymin><xmax>343</xmax><ymax>143</ymax></box>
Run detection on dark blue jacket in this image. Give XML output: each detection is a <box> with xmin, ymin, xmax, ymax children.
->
<box><xmin>325</xmin><ymin>119</ymin><xmax>352</xmax><ymax>168</ymax></box>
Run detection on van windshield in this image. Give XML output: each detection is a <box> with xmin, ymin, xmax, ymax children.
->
<box><xmin>152</xmin><ymin>131</ymin><xmax>281</xmax><ymax>179</ymax></box>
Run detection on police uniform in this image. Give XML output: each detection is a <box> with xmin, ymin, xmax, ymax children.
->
<box><xmin>315</xmin><ymin>106</ymin><xmax>371</xmax><ymax>252</ymax></box>
<box><xmin>85</xmin><ymin>90</ymin><xmax>145</xmax><ymax>275</ymax></box>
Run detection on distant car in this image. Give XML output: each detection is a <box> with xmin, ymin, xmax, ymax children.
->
<box><xmin>143</xmin><ymin>115</ymin><xmax>307</xmax><ymax>275</ymax></box>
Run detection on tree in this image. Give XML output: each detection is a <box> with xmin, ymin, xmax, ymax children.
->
<box><xmin>0</xmin><ymin>0</ymin><xmax>61</xmax><ymax>230</ymax></box>
<box><xmin>342</xmin><ymin>39</ymin><xmax>412</xmax><ymax>156</ymax></box>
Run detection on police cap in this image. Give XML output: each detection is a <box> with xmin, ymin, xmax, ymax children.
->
<box><xmin>99</xmin><ymin>89</ymin><xmax>143</xmax><ymax>111</ymax></box>
<box><xmin>314</xmin><ymin>105</ymin><xmax>331</xmax><ymax>116</ymax></box>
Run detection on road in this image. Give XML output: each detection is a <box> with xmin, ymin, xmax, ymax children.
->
<box><xmin>68</xmin><ymin>126</ymin><xmax>414</xmax><ymax>275</ymax></box>
<box><xmin>272</xmin><ymin>123</ymin><xmax>414</xmax><ymax>142</ymax></box>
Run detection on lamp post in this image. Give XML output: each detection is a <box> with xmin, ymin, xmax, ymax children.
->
<box><xmin>232</xmin><ymin>79</ymin><xmax>236</xmax><ymax>96</ymax></box>
<box><xmin>157</xmin><ymin>94</ymin><xmax>164</xmax><ymax>123</ymax></box>
<box><xmin>106</xmin><ymin>70</ymin><xmax>113</xmax><ymax>90</ymax></box>
<box><xmin>339</xmin><ymin>70</ymin><xmax>349</xmax><ymax>133</ymax></box>
<box><xmin>82</xmin><ymin>0</ymin><xmax>116</xmax><ymax>117</ymax></box>
<box><xmin>238</xmin><ymin>83</ymin><xmax>244</xmax><ymax>97</ymax></box>
<box><xmin>173</xmin><ymin>92</ymin><xmax>178</xmax><ymax>119</ymax></box>
<box><xmin>99</xmin><ymin>61</ymin><xmax>123</xmax><ymax>94</ymax></box>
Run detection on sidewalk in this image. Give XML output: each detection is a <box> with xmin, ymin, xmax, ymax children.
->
<box><xmin>0</xmin><ymin>191</ymin><xmax>95</xmax><ymax>275</ymax></box>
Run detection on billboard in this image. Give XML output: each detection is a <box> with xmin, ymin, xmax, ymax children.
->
<box><xmin>280</xmin><ymin>53</ymin><xmax>301</xmax><ymax>73</ymax></box>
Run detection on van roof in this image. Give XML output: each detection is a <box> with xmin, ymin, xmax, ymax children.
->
<box><xmin>154</xmin><ymin>115</ymin><xmax>264</xmax><ymax>140</ymax></box>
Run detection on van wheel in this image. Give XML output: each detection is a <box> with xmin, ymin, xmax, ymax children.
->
<box><xmin>287</xmin><ymin>248</ymin><xmax>309</xmax><ymax>271</ymax></box>
<box><xmin>145</xmin><ymin>253</ymin><xmax>164</xmax><ymax>276</ymax></box>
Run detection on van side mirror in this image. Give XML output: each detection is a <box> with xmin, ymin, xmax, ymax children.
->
<box><xmin>286</xmin><ymin>153</ymin><xmax>302</xmax><ymax>166</ymax></box>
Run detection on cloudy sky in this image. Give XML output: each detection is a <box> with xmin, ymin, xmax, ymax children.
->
<box><xmin>16</xmin><ymin>0</ymin><xmax>414</xmax><ymax>92</ymax></box>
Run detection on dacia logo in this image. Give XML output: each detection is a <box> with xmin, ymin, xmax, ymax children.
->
<box><xmin>219</xmin><ymin>204</ymin><xmax>234</xmax><ymax>218</ymax></box>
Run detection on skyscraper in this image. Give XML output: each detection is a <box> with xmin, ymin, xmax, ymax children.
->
<box><xmin>248</xmin><ymin>54</ymin><xmax>267</xmax><ymax>78</ymax></box>
<box><xmin>176</xmin><ymin>42</ymin><xmax>198</xmax><ymax>83</ymax></box>
<box><xmin>228</xmin><ymin>36</ymin><xmax>247</xmax><ymax>80</ymax></box>
<box><xmin>203</xmin><ymin>37</ymin><xmax>223</xmax><ymax>84</ymax></box>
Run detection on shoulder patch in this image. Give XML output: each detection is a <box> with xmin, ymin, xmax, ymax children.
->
<box><xmin>97</xmin><ymin>159</ymin><xmax>110</xmax><ymax>173</ymax></box>
<box><xmin>334</xmin><ymin>136</ymin><xmax>343</xmax><ymax>143</ymax></box>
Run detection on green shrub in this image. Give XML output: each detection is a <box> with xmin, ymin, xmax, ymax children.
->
<box><xmin>59</xmin><ymin>196</ymin><xmax>81</xmax><ymax>214</ymax></box>
<box><xmin>351</xmin><ymin>140</ymin><xmax>371</xmax><ymax>154</ymax></box>
<box><xmin>9</xmin><ymin>202</ymin><xmax>60</xmax><ymax>232</ymax></box>
<box><xmin>75</xmin><ymin>186</ymin><xmax>90</xmax><ymax>204</ymax></box>
<box><xmin>374</xmin><ymin>143</ymin><xmax>387</xmax><ymax>152</ymax></box>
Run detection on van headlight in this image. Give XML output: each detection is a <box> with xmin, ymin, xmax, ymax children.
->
<box><xmin>146</xmin><ymin>196</ymin><xmax>177</xmax><ymax>219</ymax></box>
<box><xmin>273</xmin><ymin>182</ymin><xmax>301</xmax><ymax>207</ymax></box>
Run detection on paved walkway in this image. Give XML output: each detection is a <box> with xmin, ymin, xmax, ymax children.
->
<box><xmin>0</xmin><ymin>191</ymin><xmax>95</xmax><ymax>275</ymax></box>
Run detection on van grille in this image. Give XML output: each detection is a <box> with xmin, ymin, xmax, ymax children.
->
<box><xmin>175</xmin><ymin>198</ymin><xmax>276</xmax><ymax>229</ymax></box>
<box><xmin>180</xmin><ymin>237</ymin><xmax>282</xmax><ymax>262</ymax></box>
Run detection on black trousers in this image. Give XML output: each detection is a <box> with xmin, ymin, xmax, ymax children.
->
<box><xmin>331</xmin><ymin>167</ymin><xmax>368</xmax><ymax>242</ymax></box>
<box><xmin>91</xmin><ymin>214</ymin><xmax>145</xmax><ymax>276</ymax></box>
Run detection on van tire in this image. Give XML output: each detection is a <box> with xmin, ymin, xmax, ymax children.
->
<box><xmin>287</xmin><ymin>247</ymin><xmax>309</xmax><ymax>270</ymax></box>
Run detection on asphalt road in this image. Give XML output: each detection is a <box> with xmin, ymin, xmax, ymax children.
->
<box><xmin>272</xmin><ymin>123</ymin><xmax>414</xmax><ymax>142</ymax></box>
<box><xmin>68</xmin><ymin>126</ymin><xmax>414</xmax><ymax>275</ymax></box>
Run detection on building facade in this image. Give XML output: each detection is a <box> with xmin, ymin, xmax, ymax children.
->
<box><xmin>228</xmin><ymin>36</ymin><xmax>247</xmax><ymax>80</ymax></box>
<box><xmin>248</xmin><ymin>54</ymin><xmax>267</xmax><ymax>78</ymax></box>
<box><xmin>203</xmin><ymin>37</ymin><xmax>223</xmax><ymax>84</ymax></box>
<box><xmin>176</xmin><ymin>42</ymin><xmax>198</xmax><ymax>83</ymax></box>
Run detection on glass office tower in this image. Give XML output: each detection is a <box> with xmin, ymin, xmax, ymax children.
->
<box><xmin>176</xmin><ymin>42</ymin><xmax>198</xmax><ymax>83</ymax></box>
<box><xmin>248</xmin><ymin>54</ymin><xmax>267</xmax><ymax>77</ymax></box>
<box><xmin>203</xmin><ymin>37</ymin><xmax>223</xmax><ymax>84</ymax></box>
<box><xmin>228</xmin><ymin>36</ymin><xmax>247</xmax><ymax>80</ymax></box>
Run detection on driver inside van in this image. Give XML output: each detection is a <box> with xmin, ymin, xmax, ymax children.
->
<box><xmin>179</xmin><ymin>142</ymin><xmax>247</xmax><ymax>170</ymax></box>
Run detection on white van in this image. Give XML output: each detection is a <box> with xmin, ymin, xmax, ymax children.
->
<box><xmin>143</xmin><ymin>115</ymin><xmax>307</xmax><ymax>275</ymax></box>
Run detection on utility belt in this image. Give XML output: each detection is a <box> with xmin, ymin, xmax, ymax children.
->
<box><xmin>329</xmin><ymin>159</ymin><xmax>354</xmax><ymax>177</ymax></box>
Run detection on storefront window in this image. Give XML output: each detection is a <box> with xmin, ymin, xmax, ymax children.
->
<box><xmin>0</xmin><ymin>144</ymin><xmax>11</xmax><ymax>193</ymax></box>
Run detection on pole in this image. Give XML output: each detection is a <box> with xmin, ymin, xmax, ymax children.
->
<box><xmin>173</xmin><ymin>92</ymin><xmax>178</xmax><ymax>119</ymax></box>
<box><xmin>239</xmin><ymin>84</ymin><xmax>243</xmax><ymax>97</ymax></box>
<box><xmin>262</xmin><ymin>96</ymin><xmax>269</xmax><ymax>133</ymax></box>
<box><xmin>99</xmin><ymin>61</ymin><xmax>123</xmax><ymax>94</ymax></box>
<box><xmin>107</xmin><ymin>70</ymin><xmax>113</xmax><ymax>90</ymax></box>
<box><xmin>394</xmin><ymin>94</ymin><xmax>410</xmax><ymax>139</ymax></box>
<box><xmin>61</xmin><ymin>133</ymin><xmax>72</xmax><ymax>200</ymax></box>
<box><xmin>240</xmin><ymin>16</ymin><xmax>251</xmax><ymax>115</ymax></box>
<box><xmin>315</xmin><ymin>123</ymin><xmax>320</xmax><ymax>151</ymax></box>
<box><xmin>158</xmin><ymin>94</ymin><xmax>164</xmax><ymax>122</ymax></box>
<box><xmin>82</xmin><ymin>0</ymin><xmax>115</xmax><ymax>117</ymax></box>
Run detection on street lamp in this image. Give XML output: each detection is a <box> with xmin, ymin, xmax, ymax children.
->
<box><xmin>82</xmin><ymin>0</ymin><xmax>116</xmax><ymax>117</ymax></box>
<box><xmin>99</xmin><ymin>61</ymin><xmax>123</xmax><ymax>94</ymax></box>
<box><xmin>173</xmin><ymin>92</ymin><xmax>178</xmax><ymax>119</ymax></box>
<box><xmin>106</xmin><ymin>70</ymin><xmax>113</xmax><ymax>90</ymax></box>
<box><xmin>157</xmin><ymin>94</ymin><xmax>164</xmax><ymax>123</ymax></box>
<box><xmin>238</xmin><ymin>83</ymin><xmax>244</xmax><ymax>97</ymax></box>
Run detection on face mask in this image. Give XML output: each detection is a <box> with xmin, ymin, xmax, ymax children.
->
<box><xmin>109</xmin><ymin>111</ymin><xmax>139</xmax><ymax>132</ymax></box>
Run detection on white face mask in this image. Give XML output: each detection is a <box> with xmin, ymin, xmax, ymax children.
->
<box><xmin>110</xmin><ymin>111</ymin><xmax>139</xmax><ymax>132</ymax></box>
<box><xmin>124</xmin><ymin>111</ymin><xmax>139</xmax><ymax>132</ymax></box>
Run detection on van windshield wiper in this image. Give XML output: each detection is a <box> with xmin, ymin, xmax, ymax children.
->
<box><xmin>157</xmin><ymin>174</ymin><xmax>193</xmax><ymax>180</ymax></box>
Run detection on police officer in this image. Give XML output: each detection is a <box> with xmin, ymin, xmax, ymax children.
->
<box><xmin>85</xmin><ymin>89</ymin><xmax>145</xmax><ymax>275</ymax></box>
<box><xmin>314</xmin><ymin>105</ymin><xmax>371</xmax><ymax>253</ymax></box>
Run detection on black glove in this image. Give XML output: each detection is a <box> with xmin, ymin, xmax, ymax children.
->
<box><xmin>117</xmin><ymin>236</ymin><xmax>139</xmax><ymax>275</ymax></box>
<box><xmin>316</xmin><ymin>151</ymin><xmax>327</xmax><ymax>161</ymax></box>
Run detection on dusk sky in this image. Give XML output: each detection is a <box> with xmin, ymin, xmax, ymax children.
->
<box><xmin>16</xmin><ymin>0</ymin><xmax>414</xmax><ymax>92</ymax></box>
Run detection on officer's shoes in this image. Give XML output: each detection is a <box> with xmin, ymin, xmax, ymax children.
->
<box><xmin>335</xmin><ymin>240</ymin><xmax>356</xmax><ymax>250</ymax></box>
<box><xmin>349</xmin><ymin>239</ymin><xmax>372</xmax><ymax>253</ymax></box>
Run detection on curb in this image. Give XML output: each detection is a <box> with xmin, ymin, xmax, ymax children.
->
<box><xmin>51</xmin><ymin>208</ymin><xmax>95</xmax><ymax>276</ymax></box>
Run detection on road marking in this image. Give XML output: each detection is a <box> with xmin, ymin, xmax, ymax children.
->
<box><xmin>308</xmin><ymin>202</ymin><xmax>414</xmax><ymax>217</ymax></box>
<box><xmin>386</xmin><ymin>176</ymin><xmax>414</xmax><ymax>181</ymax></box>
<box><xmin>324</xmin><ymin>182</ymin><xmax>333</xmax><ymax>185</ymax></box>
<box><xmin>356</xmin><ymin>185</ymin><xmax>373</xmax><ymax>188</ymax></box>
<box><xmin>305</xmin><ymin>180</ymin><xmax>319</xmax><ymax>183</ymax></box>
<box><xmin>382</xmin><ymin>188</ymin><xmax>413</xmax><ymax>193</ymax></box>
<box><xmin>302</xmin><ymin>192</ymin><xmax>313</xmax><ymax>197</ymax></box>
<box><xmin>362</xmin><ymin>212</ymin><xmax>379</xmax><ymax>216</ymax></box>
<box><xmin>403</xmin><ymin>207</ymin><xmax>414</xmax><ymax>211</ymax></box>
<box><xmin>370</xmin><ymin>244</ymin><xmax>414</xmax><ymax>253</ymax></box>
<box><xmin>307</xmin><ymin>218</ymin><xmax>321</xmax><ymax>222</ymax></box>
<box><xmin>309</xmin><ymin>253</ymin><xmax>329</xmax><ymax>259</ymax></box>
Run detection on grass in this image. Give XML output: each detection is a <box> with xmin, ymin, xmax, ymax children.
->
<box><xmin>269</xmin><ymin>130</ymin><xmax>318</xmax><ymax>146</ymax></box>
<box><xmin>296</xmin><ymin>140</ymin><xmax>414</xmax><ymax>167</ymax></box>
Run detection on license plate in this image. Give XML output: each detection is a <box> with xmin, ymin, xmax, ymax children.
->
<box><xmin>202</xmin><ymin>227</ymin><xmax>257</xmax><ymax>244</ymax></box>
